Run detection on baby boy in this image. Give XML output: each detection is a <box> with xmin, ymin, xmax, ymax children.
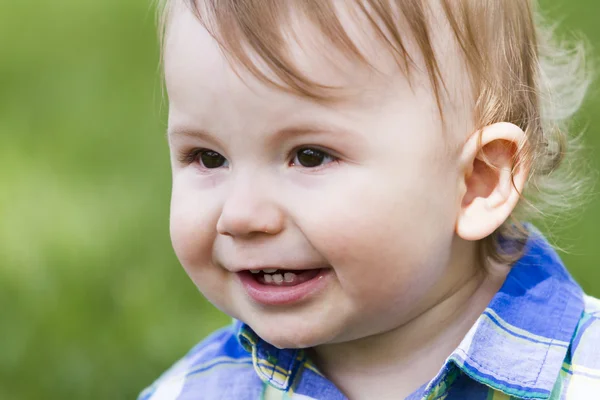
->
<box><xmin>140</xmin><ymin>0</ymin><xmax>599</xmax><ymax>398</ymax></box>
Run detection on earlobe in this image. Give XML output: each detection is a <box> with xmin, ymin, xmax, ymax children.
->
<box><xmin>455</xmin><ymin>122</ymin><xmax>529</xmax><ymax>241</ymax></box>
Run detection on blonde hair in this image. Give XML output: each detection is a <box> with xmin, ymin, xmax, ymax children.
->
<box><xmin>157</xmin><ymin>0</ymin><xmax>593</xmax><ymax>265</ymax></box>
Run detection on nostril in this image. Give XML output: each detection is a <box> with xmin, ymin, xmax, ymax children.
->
<box><xmin>215</xmin><ymin>217</ymin><xmax>230</xmax><ymax>236</ymax></box>
<box><xmin>216</xmin><ymin>194</ymin><xmax>285</xmax><ymax>237</ymax></box>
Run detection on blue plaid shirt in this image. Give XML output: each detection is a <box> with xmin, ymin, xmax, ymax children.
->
<box><xmin>139</xmin><ymin>233</ymin><xmax>600</xmax><ymax>399</ymax></box>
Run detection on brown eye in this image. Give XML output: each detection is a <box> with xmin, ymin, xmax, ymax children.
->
<box><xmin>199</xmin><ymin>150</ymin><xmax>228</xmax><ymax>169</ymax></box>
<box><xmin>293</xmin><ymin>148</ymin><xmax>334</xmax><ymax>168</ymax></box>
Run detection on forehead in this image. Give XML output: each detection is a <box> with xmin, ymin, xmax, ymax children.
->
<box><xmin>163</xmin><ymin>1</ymin><xmax>471</xmax><ymax>137</ymax></box>
<box><xmin>165</xmin><ymin>4</ymin><xmax>402</xmax><ymax>102</ymax></box>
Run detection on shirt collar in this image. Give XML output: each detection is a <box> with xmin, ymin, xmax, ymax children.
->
<box><xmin>236</xmin><ymin>229</ymin><xmax>585</xmax><ymax>398</ymax></box>
<box><xmin>235</xmin><ymin>320</ymin><xmax>306</xmax><ymax>391</ymax></box>
<box><xmin>426</xmin><ymin>229</ymin><xmax>584</xmax><ymax>399</ymax></box>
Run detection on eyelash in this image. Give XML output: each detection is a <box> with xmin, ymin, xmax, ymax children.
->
<box><xmin>177</xmin><ymin>148</ymin><xmax>205</xmax><ymax>165</ymax></box>
<box><xmin>290</xmin><ymin>147</ymin><xmax>338</xmax><ymax>169</ymax></box>
<box><xmin>177</xmin><ymin>147</ymin><xmax>339</xmax><ymax>170</ymax></box>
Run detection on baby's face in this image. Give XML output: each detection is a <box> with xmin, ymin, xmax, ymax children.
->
<box><xmin>165</xmin><ymin>5</ymin><xmax>471</xmax><ymax>348</ymax></box>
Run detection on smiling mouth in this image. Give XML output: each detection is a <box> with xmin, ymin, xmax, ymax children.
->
<box><xmin>247</xmin><ymin>268</ymin><xmax>322</xmax><ymax>286</ymax></box>
<box><xmin>237</xmin><ymin>267</ymin><xmax>331</xmax><ymax>305</ymax></box>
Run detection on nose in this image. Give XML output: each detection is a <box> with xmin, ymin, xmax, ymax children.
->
<box><xmin>216</xmin><ymin>174</ymin><xmax>285</xmax><ymax>238</ymax></box>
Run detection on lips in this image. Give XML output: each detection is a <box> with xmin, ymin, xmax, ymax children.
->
<box><xmin>248</xmin><ymin>268</ymin><xmax>321</xmax><ymax>286</ymax></box>
<box><xmin>237</xmin><ymin>268</ymin><xmax>331</xmax><ymax>305</ymax></box>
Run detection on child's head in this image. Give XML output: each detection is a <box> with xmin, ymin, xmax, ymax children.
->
<box><xmin>159</xmin><ymin>0</ymin><xmax>590</xmax><ymax>348</ymax></box>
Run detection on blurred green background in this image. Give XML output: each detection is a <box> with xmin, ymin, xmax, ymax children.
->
<box><xmin>0</xmin><ymin>1</ymin><xmax>598</xmax><ymax>399</ymax></box>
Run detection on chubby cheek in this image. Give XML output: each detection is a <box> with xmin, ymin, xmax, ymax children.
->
<box><xmin>296</xmin><ymin>171</ymin><xmax>456</xmax><ymax>323</ymax></box>
<box><xmin>319</xmin><ymin>213</ymin><xmax>441</xmax><ymax>307</ymax></box>
<box><xmin>169</xmin><ymin>177</ymin><xmax>230</xmax><ymax>307</ymax></box>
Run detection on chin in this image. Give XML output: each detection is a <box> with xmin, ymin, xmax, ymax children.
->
<box><xmin>249</xmin><ymin>316</ymin><xmax>336</xmax><ymax>349</ymax></box>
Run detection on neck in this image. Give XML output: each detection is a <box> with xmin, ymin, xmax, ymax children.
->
<box><xmin>310</xmin><ymin>241</ymin><xmax>510</xmax><ymax>400</ymax></box>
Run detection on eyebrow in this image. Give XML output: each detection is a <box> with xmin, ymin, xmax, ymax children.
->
<box><xmin>168</xmin><ymin>122</ymin><xmax>365</xmax><ymax>148</ymax></box>
<box><xmin>167</xmin><ymin>126</ymin><xmax>226</xmax><ymax>148</ymax></box>
<box><xmin>272</xmin><ymin>123</ymin><xmax>363</xmax><ymax>143</ymax></box>
<box><xmin>168</xmin><ymin>127</ymin><xmax>211</xmax><ymax>140</ymax></box>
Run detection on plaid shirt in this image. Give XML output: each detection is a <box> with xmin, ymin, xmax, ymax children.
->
<box><xmin>139</xmin><ymin>232</ymin><xmax>600</xmax><ymax>399</ymax></box>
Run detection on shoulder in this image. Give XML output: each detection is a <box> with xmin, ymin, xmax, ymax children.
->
<box><xmin>570</xmin><ymin>295</ymin><xmax>600</xmax><ymax>360</ymax></box>
<box><xmin>138</xmin><ymin>323</ymin><xmax>262</xmax><ymax>400</ymax></box>
<box><xmin>558</xmin><ymin>294</ymin><xmax>600</xmax><ymax>398</ymax></box>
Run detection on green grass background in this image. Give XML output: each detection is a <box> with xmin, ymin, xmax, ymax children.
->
<box><xmin>1</xmin><ymin>1</ymin><xmax>598</xmax><ymax>399</ymax></box>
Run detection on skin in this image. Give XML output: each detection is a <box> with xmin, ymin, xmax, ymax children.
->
<box><xmin>163</xmin><ymin>3</ymin><xmax>528</xmax><ymax>399</ymax></box>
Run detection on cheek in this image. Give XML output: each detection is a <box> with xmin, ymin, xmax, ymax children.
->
<box><xmin>169</xmin><ymin>178</ymin><xmax>234</xmax><ymax>311</ymax></box>
<box><xmin>293</xmin><ymin>168</ymin><xmax>457</xmax><ymax>303</ymax></box>
<box><xmin>169</xmin><ymin>177</ymin><xmax>217</xmax><ymax>273</ymax></box>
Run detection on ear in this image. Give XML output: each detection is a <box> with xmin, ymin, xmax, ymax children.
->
<box><xmin>455</xmin><ymin>122</ymin><xmax>529</xmax><ymax>241</ymax></box>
